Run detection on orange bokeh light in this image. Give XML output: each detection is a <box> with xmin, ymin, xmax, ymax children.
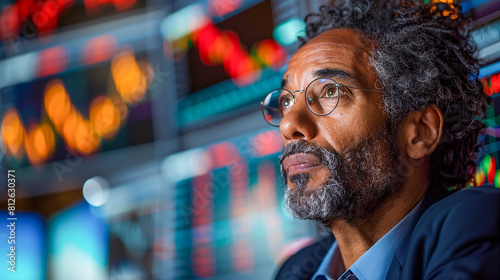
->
<box><xmin>25</xmin><ymin>122</ymin><xmax>56</xmax><ymax>165</ymax></box>
<box><xmin>62</xmin><ymin>107</ymin><xmax>83</xmax><ymax>150</ymax></box>
<box><xmin>90</xmin><ymin>96</ymin><xmax>121</xmax><ymax>139</ymax></box>
<box><xmin>0</xmin><ymin>108</ymin><xmax>25</xmax><ymax>158</ymax></box>
<box><xmin>44</xmin><ymin>79</ymin><xmax>72</xmax><ymax>132</ymax></box>
<box><xmin>41</xmin><ymin>78</ymin><xmax>131</xmax><ymax>159</ymax></box>
<box><xmin>255</xmin><ymin>39</ymin><xmax>287</xmax><ymax>69</ymax></box>
<box><xmin>111</xmin><ymin>51</ymin><xmax>149</xmax><ymax>104</ymax></box>
<box><xmin>37</xmin><ymin>123</ymin><xmax>56</xmax><ymax>159</ymax></box>
<box><xmin>75</xmin><ymin>120</ymin><xmax>100</xmax><ymax>155</ymax></box>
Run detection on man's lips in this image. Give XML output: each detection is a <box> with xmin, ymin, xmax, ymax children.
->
<box><xmin>283</xmin><ymin>153</ymin><xmax>322</xmax><ymax>176</ymax></box>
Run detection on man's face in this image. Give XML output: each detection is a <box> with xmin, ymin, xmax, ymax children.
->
<box><xmin>278</xmin><ymin>28</ymin><xmax>406</xmax><ymax>224</ymax></box>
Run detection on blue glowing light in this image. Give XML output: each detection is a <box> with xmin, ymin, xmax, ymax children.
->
<box><xmin>273</xmin><ymin>18</ymin><xmax>306</xmax><ymax>46</ymax></box>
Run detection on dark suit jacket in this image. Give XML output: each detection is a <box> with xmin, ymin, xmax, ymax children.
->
<box><xmin>274</xmin><ymin>186</ymin><xmax>500</xmax><ymax>280</ymax></box>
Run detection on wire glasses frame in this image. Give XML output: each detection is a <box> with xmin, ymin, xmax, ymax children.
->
<box><xmin>261</xmin><ymin>77</ymin><xmax>383</xmax><ymax>127</ymax></box>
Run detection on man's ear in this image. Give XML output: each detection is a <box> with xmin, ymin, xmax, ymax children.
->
<box><xmin>400</xmin><ymin>105</ymin><xmax>443</xmax><ymax>160</ymax></box>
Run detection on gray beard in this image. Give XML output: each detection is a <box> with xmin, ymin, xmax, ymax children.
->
<box><xmin>279</xmin><ymin>122</ymin><xmax>406</xmax><ymax>225</ymax></box>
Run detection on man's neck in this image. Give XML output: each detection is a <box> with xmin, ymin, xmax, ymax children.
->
<box><xmin>329</xmin><ymin>179</ymin><xmax>428</xmax><ymax>269</ymax></box>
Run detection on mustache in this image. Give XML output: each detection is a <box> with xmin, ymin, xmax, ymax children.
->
<box><xmin>279</xmin><ymin>140</ymin><xmax>341</xmax><ymax>171</ymax></box>
<box><xmin>280</xmin><ymin>140</ymin><xmax>325</xmax><ymax>164</ymax></box>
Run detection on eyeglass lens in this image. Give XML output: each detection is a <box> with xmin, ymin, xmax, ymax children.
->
<box><xmin>262</xmin><ymin>78</ymin><xmax>341</xmax><ymax>127</ymax></box>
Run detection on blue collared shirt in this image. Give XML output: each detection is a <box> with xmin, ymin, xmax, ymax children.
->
<box><xmin>312</xmin><ymin>201</ymin><xmax>422</xmax><ymax>280</ymax></box>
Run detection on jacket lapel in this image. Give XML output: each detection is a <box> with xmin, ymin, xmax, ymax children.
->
<box><xmin>386</xmin><ymin>186</ymin><xmax>450</xmax><ymax>279</ymax></box>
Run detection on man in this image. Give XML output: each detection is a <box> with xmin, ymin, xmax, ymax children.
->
<box><xmin>261</xmin><ymin>0</ymin><xmax>500</xmax><ymax>279</ymax></box>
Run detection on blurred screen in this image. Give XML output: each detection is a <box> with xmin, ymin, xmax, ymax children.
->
<box><xmin>0</xmin><ymin>211</ymin><xmax>45</xmax><ymax>280</ymax></box>
<box><xmin>477</xmin><ymin>67</ymin><xmax>500</xmax><ymax>187</ymax></box>
<box><xmin>188</xmin><ymin>0</ymin><xmax>275</xmax><ymax>92</ymax></box>
<box><xmin>48</xmin><ymin>201</ymin><xmax>109</xmax><ymax>280</ymax></box>
<box><xmin>0</xmin><ymin>48</ymin><xmax>155</xmax><ymax>168</ymax></box>
<box><xmin>0</xmin><ymin>0</ymin><xmax>147</xmax><ymax>44</ymax></box>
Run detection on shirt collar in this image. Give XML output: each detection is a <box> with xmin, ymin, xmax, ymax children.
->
<box><xmin>312</xmin><ymin>199</ymin><xmax>423</xmax><ymax>280</ymax></box>
<box><xmin>312</xmin><ymin>240</ymin><xmax>338</xmax><ymax>280</ymax></box>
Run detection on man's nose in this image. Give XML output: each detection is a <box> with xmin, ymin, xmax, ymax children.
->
<box><xmin>279</xmin><ymin>93</ymin><xmax>317</xmax><ymax>143</ymax></box>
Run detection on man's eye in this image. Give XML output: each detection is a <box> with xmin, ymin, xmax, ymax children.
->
<box><xmin>280</xmin><ymin>97</ymin><xmax>294</xmax><ymax>109</ymax></box>
<box><xmin>323</xmin><ymin>86</ymin><xmax>338</xmax><ymax>98</ymax></box>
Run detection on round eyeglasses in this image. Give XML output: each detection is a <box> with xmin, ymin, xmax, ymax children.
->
<box><xmin>261</xmin><ymin>77</ymin><xmax>383</xmax><ymax>127</ymax></box>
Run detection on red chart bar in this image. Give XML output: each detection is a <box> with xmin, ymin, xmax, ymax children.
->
<box><xmin>191</xmin><ymin>173</ymin><xmax>216</xmax><ymax>278</ymax></box>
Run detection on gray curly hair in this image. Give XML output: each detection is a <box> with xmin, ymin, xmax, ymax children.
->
<box><xmin>299</xmin><ymin>0</ymin><xmax>491</xmax><ymax>190</ymax></box>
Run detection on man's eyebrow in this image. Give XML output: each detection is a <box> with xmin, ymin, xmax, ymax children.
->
<box><xmin>280</xmin><ymin>69</ymin><xmax>351</xmax><ymax>88</ymax></box>
<box><xmin>281</xmin><ymin>77</ymin><xmax>288</xmax><ymax>88</ymax></box>
<box><xmin>314</xmin><ymin>68</ymin><xmax>352</xmax><ymax>79</ymax></box>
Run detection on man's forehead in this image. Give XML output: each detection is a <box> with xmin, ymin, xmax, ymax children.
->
<box><xmin>282</xmin><ymin>28</ymin><xmax>375</xmax><ymax>87</ymax></box>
